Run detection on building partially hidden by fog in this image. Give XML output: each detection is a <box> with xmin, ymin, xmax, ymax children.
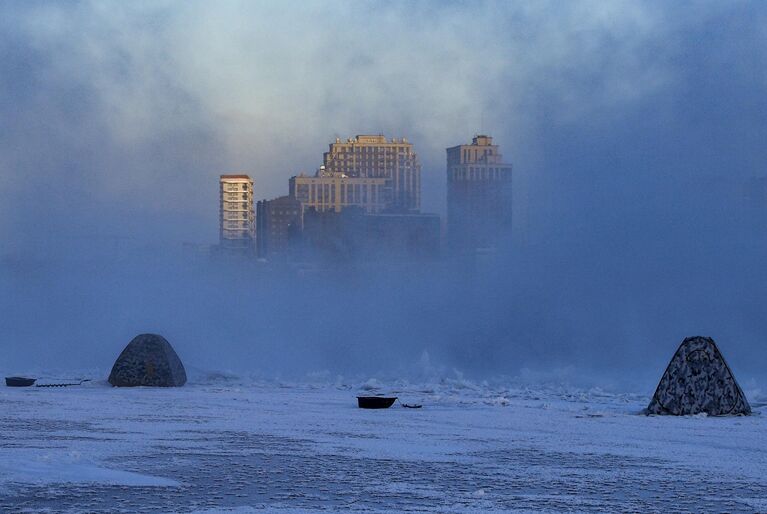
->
<box><xmin>321</xmin><ymin>135</ymin><xmax>421</xmax><ymax>212</ymax></box>
<box><xmin>217</xmin><ymin>135</ymin><xmax>437</xmax><ymax>264</ymax></box>
<box><xmin>289</xmin><ymin>167</ymin><xmax>389</xmax><ymax>214</ymax></box>
<box><xmin>446</xmin><ymin>135</ymin><xmax>513</xmax><ymax>253</ymax></box>
<box><xmin>219</xmin><ymin>174</ymin><xmax>255</xmax><ymax>254</ymax></box>
<box><xmin>301</xmin><ymin>208</ymin><xmax>440</xmax><ymax>263</ymax></box>
<box><xmin>256</xmin><ymin>195</ymin><xmax>303</xmax><ymax>259</ymax></box>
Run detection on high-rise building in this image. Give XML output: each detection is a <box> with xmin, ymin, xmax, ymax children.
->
<box><xmin>446</xmin><ymin>135</ymin><xmax>512</xmax><ymax>252</ymax></box>
<box><xmin>289</xmin><ymin>167</ymin><xmax>388</xmax><ymax>214</ymax></box>
<box><xmin>256</xmin><ymin>195</ymin><xmax>303</xmax><ymax>259</ymax></box>
<box><xmin>219</xmin><ymin>174</ymin><xmax>255</xmax><ymax>253</ymax></box>
<box><xmin>322</xmin><ymin>135</ymin><xmax>421</xmax><ymax>212</ymax></box>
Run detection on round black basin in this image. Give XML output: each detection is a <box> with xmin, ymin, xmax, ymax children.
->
<box><xmin>357</xmin><ymin>396</ymin><xmax>397</xmax><ymax>409</ymax></box>
<box><xmin>5</xmin><ymin>377</ymin><xmax>36</xmax><ymax>387</ymax></box>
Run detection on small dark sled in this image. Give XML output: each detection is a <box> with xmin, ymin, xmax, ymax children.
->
<box><xmin>5</xmin><ymin>377</ymin><xmax>36</xmax><ymax>387</ymax></box>
<box><xmin>36</xmin><ymin>379</ymin><xmax>91</xmax><ymax>388</ymax></box>
<box><xmin>357</xmin><ymin>396</ymin><xmax>397</xmax><ymax>409</ymax></box>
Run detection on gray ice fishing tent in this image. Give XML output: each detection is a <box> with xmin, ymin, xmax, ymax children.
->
<box><xmin>646</xmin><ymin>336</ymin><xmax>750</xmax><ymax>416</ymax></box>
<box><xmin>108</xmin><ymin>333</ymin><xmax>187</xmax><ymax>387</ymax></box>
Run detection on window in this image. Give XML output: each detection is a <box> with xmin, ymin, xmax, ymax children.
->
<box><xmin>297</xmin><ymin>184</ymin><xmax>309</xmax><ymax>202</ymax></box>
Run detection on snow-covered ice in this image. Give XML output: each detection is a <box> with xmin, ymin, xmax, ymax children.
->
<box><xmin>1</xmin><ymin>373</ymin><xmax>766</xmax><ymax>513</ymax></box>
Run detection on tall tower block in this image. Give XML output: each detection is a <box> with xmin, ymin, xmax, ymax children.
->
<box><xmin>219</xmin><ymin>174</ymin><xmax>255</xmax><ymax>254</ymax></box>
<box><xmin>446</xmin><ymin>135</ymin><xmax>512</xmax><ymax>253</ymax></box>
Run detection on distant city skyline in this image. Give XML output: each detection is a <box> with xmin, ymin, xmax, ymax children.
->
<box><xmin>223</xmin><ymin>132</ymin><xmax>512</xmax><ymax>261</ymax></box>
<box><xmin>2</xmin><ymin>1</ymin><xmax>766</xmax><ymax>254</ymax></box>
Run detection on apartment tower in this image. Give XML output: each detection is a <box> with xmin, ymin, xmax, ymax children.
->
<box><xmin>289</xmin><ymin>167</ymin><xmax>389</xmax><ymax>214</ymax></box>
<box><xmin>322</xmin><ymin>135</ymin><xmax>421</xmax><ymax>212</ymax></box>
<box><xmin>219</xmin><ymin>174</ymin><xmax>255</xmax><ymax>253</ymax></box>
<box><xmin>256</xmin><ymin>195</ymin><xmax>303</xmax><ymax>259</ymax></box>
<box><xmin>446</xmin><ymin>135</ymin><xmax>512</xmax><ymax>252</ymax></box>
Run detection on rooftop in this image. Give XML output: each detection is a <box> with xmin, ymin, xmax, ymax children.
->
<box><xmin>332</xmin><ymin>135</ymin><xmax>410</xmax><ymax>145</ymax></box>
<box><xmin>220</xmin><ymin>174</ymin><xmax>252</xmax><ymax>181</ymax></box>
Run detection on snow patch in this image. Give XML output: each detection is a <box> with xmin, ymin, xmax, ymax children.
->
<box><xmin>0</xmin><ymin>451</ymin><xmax>178</xmax><ymax>489</ymax></box>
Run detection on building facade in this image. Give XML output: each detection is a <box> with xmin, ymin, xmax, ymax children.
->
<box><xmin>362</xmin><ymin>213</ymin><xmax>441</xmax><ymax>261</ymax></box>
<box><xmin>446</xmin><ymin>135</ymin><xmax>512</xmax><ymax>252</ymax></box>
<box><xmin>289</xmin><ymin>168</ymin><xmax>388</xmax><ymax>214</ymax></box>
<box><xmin>301</xmin><ymin>208</ymin><xmax>440</xmax><ymax>263</ymax></box>
<box><xmin>322</xmin><ymin>135</ymin><xmax>421</xmax><ymax>212</ymax></box>
<box><xmin>219</xmin><ymin>174</ymin><xmax>255</xmax><ymax>253</ymax></box>
<box><xmin>256</xmin><ymin>195</ymin><xmax>303</xmax><ymax>259</ymax></box>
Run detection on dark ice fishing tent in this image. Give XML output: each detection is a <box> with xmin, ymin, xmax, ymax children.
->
<box><xmin>647</xmin><ymin>336</ymin><xmax>750</xmax><ymax>416</ymax></box>
<box><xmin>108</xmin><ymin>334</ymin><xmax>187</xmax><ymax>387</ymax></box>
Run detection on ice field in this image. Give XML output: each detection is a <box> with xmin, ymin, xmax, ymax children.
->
<box><xmin>1</xmin><ymin>374</ymin><xmax>766</xmax><ymax>513</ymax></box>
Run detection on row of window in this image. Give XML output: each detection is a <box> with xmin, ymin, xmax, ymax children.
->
<box><xmin>224</xmin><ymin>221</ymin><xmax>251</xmax><ymax>229</ymax></box>
<box><xmin>328</xmin><ymin>158</ymin><xmax>415</xmax><ymax>164</ymax></box>
<box><xmin>451</xmin><ymin>167</ymin><xmax>510</xmax><ymax>181</ymax></box>
<box><xmin>224</xmin><ymin>184</ymin><xmax>249</xmax><ymax>192</ymax></box>
<box><xmin>462</xmin><ymin>148</ymin><xmax>494</xmax><ymax>162</ymax></box>
<box><xmin>295</xmin><ymin>182</ymin><xmax>387</xmax><ymax>206</ymax></box>
<box><xmin>333</xmin><ymin>146</ymin><xmax>412</xmax><ymax>154</ymax></box>
<box><xmin>222</xmin><ymin>202</ymin><xmax>251</xmax><ymax>210</ymax></box>
<box><xmin>271</xmin><ymin>208</ymin><xmax>298</xmax><ymax>215</ymax></box>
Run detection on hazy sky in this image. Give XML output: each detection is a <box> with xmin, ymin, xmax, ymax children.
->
<box><xmin>3</xmin><ymin>0</ymin><xmax>764</xmax><ymax>248</ymax></box>
<box><xmin>1</xmin><ymin>1</ymin><xmax>766</xmax><ymax>385</ymax></box>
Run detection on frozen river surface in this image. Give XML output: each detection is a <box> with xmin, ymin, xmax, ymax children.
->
<box><xmin>1</xmin><ymin>375</ymin><xmax>766</xmax><ymax>513</ymax></box>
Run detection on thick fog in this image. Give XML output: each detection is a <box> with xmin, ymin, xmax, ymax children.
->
<box><xmin>1</xmin><ymin>1</ymin><xmax>766</xmax><ymax>390</ymax></box>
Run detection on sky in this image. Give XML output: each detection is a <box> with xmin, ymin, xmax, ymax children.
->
<box><xmin>1</xmin><ymin>1</ymin><xmax>766</xmax><ymax>388</ymax></box>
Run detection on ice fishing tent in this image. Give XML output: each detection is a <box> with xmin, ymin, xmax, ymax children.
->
<box><xmin>646</xmin><ymin>336</ymin><xmax>750</xmax><ymax>416</ymax></box>
<box><xmin>108</xmin><ymin>334</ymin><xmax>187</xmax><ymax>387</ymax></box>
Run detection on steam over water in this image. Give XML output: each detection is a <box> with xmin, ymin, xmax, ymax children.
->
<box><xmin>1</xmin><ymin>1</ymin><xmax>766</xmax><ymax>391</ymax></box>
<box><xmin>2</xmin><ymin>4</ymin><xmax>767</xmax><ymax>512</ymax></box>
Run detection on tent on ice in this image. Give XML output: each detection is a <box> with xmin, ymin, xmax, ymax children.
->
<box><xmin>646</xmin><ymin>336</ymin><xmax>750</xmax><ymax>416</ymax></box>
<box><xmin>108</xmin><ymin>333</ymin><xmax>187</xmax><ymax>387</ymax></box>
